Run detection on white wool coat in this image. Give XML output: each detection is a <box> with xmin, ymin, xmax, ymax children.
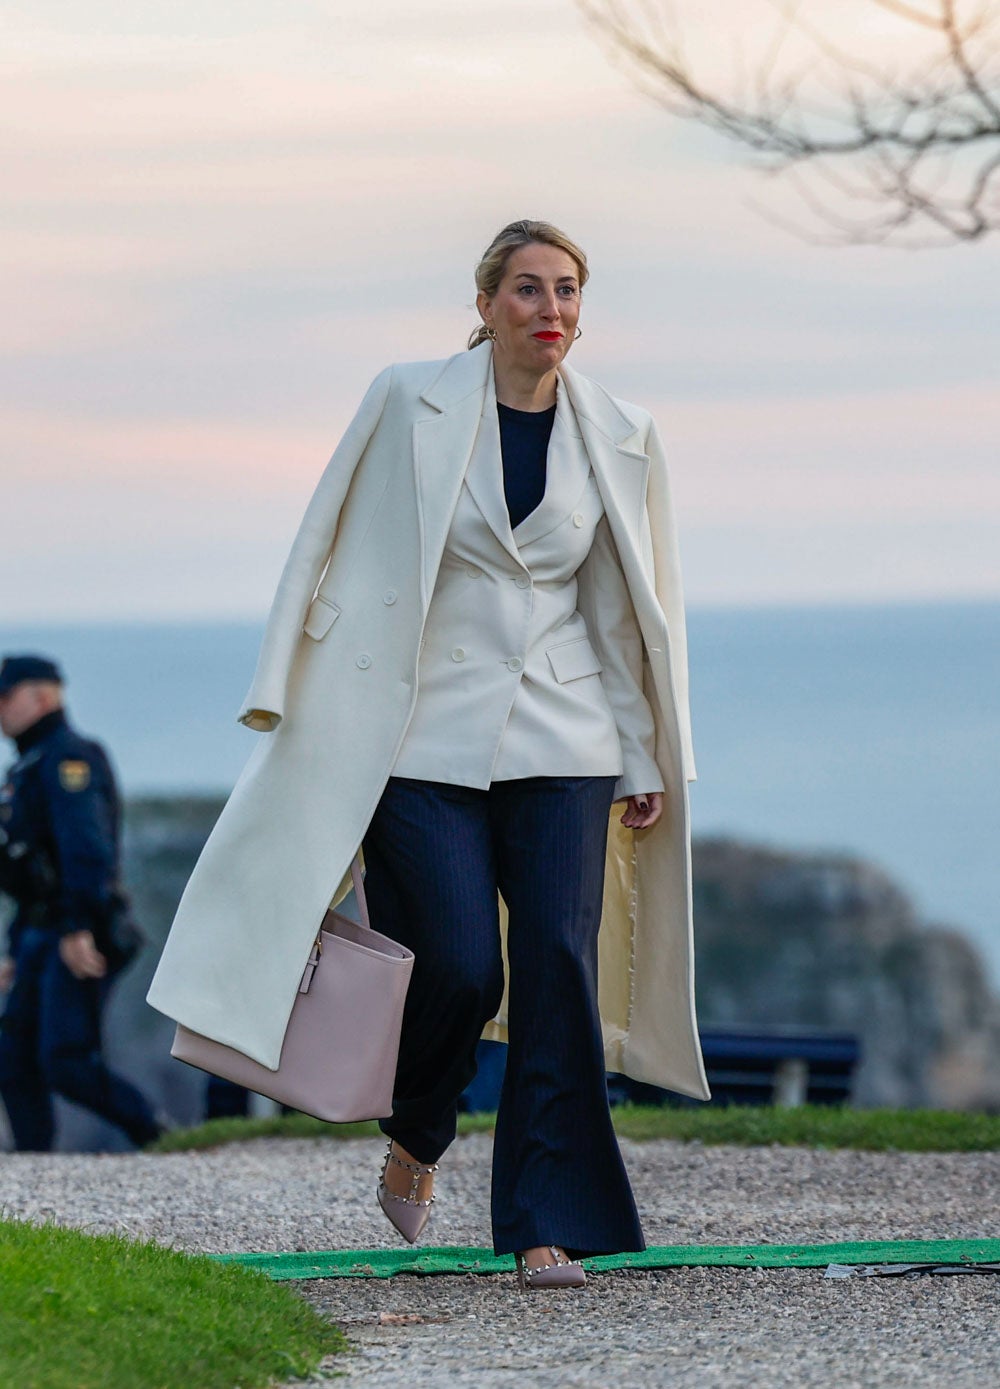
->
<box><xmin>146</xmin><ymin>341</ymin><xmax>711</xmax><ymax>1101</ymax></box>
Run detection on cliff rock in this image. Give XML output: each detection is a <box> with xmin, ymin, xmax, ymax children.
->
<box><xmin>693</xmin><ymin>837</ymin><xmax>1000</xmax><ymax>1109</ymax></box>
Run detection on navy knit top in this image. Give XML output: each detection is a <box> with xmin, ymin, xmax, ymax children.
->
<box><xmin>497</xmin><ymin>400</ymin><xmax>556</xmax><ymax>530</ymax></box>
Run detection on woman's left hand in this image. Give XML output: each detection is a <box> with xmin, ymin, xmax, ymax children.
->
<box><xmin>619</xmin><ymin>793</ymin><xmax>663</xmax><ymax>830</ymax></box>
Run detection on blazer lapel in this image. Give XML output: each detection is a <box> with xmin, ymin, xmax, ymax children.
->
<box><xmin>511</xmin><ymin>377</ymin><xmax>591</xmax><ymax>549</ymax></box>
<box><xmin>412</xmin><ymin>344</ymin><xmax>653</xmax><ymax>606</ymax></box>
<box><xmin>413</xmin><ymin>342</ymin><xmax>494</xmax><ymax>605</ymax></box>
<box><xmin>558</xmin><ymin>358</ymin><xmax>650</xmax><ymax>560</ymax></box>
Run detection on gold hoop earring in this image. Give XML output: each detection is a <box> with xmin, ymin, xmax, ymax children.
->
<box><xmin>485</xmin><ymin>326</ymin><xmax>497</xmax><ymax>341</ymax></box>
<box><xmin>574</xmin><ymin>328</ymin><xmax>583</xmax><ymax>340</ymax></box>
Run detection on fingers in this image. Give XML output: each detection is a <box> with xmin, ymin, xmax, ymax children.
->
<box><xmin>58</xmin><ymin>934</ymin><xmax>108</xmax><ymax>980</ymax></box>
<box><xmin>68</xmin><ymin>955</ymin><xmax>106</xmax><ymax>980</ymax></box>
<box><xmin>619</xmin><ymin>793</ymin><xmax>663</xmax><ymax>830</ymax></box>
<box><xmin>78</xmin><ymin>942</ymin><xmax>107</xmax><ymax>979</ymax></box>
<box><xmin>80</xmin><ymin>952</ymin><xmax>107</xmax><ymax>980</ymax></box>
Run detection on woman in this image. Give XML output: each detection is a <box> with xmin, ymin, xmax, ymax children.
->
<box><xmin>148</xmin><ymin>219</ymin><xmax>709</xmax><ymax>1291</ymax></box>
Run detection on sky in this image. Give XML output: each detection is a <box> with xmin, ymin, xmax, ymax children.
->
<box><xmin>3</xmin><ymin>0</ymin><xmax>999</xmax><ymax>620</ymax></box>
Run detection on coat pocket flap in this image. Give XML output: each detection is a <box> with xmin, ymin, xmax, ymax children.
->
<box><xmin>546</xmin><ymin>636</ymin><xmax>603</xmax><ymax>683</ymax></box>
<box><xmin>303</xmin><ymin>595</ymin><xmax>341</xmax><ymax>641</ymax></box>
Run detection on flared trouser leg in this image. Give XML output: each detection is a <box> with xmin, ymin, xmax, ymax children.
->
<box><xmin>362</xmin><ymin>778</ymin><xmax>506</xmax><ymax>1164</ymax></box>
<box><xmin>362</xmin><ymin>774</ymin><xmax>644</xmax><ymax>1257</ymax></box>
<box><xmin>488</xmin><ymin>776</ymin><xmax>644</xmax><ymax>1258</ymax></box>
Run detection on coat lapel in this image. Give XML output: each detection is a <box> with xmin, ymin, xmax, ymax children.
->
<box><xmin>462</xmin><ymin>356</ymin><xmax>522</xmax><ymax>565</ymax></box>
<box><xmin>413</xmin><ymin>342</ymin><xmax>494</xmax><ymax>604</ymax></box>
<box><xmin>557</xmin><ymin>358</ymin><xmax>650</xmax><ymax>562</ymax></box>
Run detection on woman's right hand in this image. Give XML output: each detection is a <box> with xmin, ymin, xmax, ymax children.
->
<box><xmin>619</xmin><ymin>793</ymin><xmax>663</xmax><ymax>830</ymax></box>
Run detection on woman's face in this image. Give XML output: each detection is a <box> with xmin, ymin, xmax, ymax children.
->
<box><xmin>477</xmin><ymin>242</ymin><xmax>581</xmax><ymax>374</ymax></box>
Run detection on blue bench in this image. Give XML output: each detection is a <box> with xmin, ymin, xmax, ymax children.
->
<box><xmin>460</xmin><ymin>1027</ymin><xmax>860</xmax><ymax>1113</ymax></box>
<box><xmin>609</xmin><ymin>1027</ymin><xmax>861</xmax><ymax>1108</ymax></box>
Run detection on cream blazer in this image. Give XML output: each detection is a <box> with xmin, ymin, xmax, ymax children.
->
<box><xmin>393</xmin><ymin>355</ymin><xmax>662</xmax><ymax>796</ymax></box>
<box><xmin>147</xmin><ymin>342</ymin><xmax>709</xmax><ymax>1100</ymax></box>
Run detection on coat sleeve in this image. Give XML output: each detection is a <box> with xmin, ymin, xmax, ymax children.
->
<box><xmin>237</xmin><ymin>365</ymin><xmax>394</xmax><ymax>730</ymax></box>
<box><xmin>642</xmin><ymin>412</ymin><xmax>697</xmax><ymax>782</ymax></box>
<box><xmin>576</xmin><ymin>516</ymin><xmax>664</xmax><ymax>801</ymax></box>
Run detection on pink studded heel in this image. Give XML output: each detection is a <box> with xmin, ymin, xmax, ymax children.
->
<box><xmin>376</xmin><ymin>1140</ymin><xmax>438</xmax><ymax>1244</ymax></box>
<box><xmin>514</xmin><ymin>1246</ymin><xmax>587</xmax><ymax>1292</ymax></box>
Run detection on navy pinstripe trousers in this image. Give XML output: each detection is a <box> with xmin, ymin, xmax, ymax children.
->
<box><xmin>361</xmin><ymin>775</ymin><xmax>645</xmax><ymax>1257</ymax></box>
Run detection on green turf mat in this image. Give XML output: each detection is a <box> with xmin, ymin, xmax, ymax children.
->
<box><xmin>213</xmin><ymin>1238</ymin><xmax>1000</xmax><ymax>1281</ymax></box>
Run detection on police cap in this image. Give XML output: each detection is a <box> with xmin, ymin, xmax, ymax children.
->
<box><xmin>0</xmin><ymin>654</ymin><xmax>65</xmax><ymax>695</ymax></box>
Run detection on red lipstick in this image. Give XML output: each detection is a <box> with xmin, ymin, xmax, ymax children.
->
<box><xmin>533</xmin><ymin>331</ymin><xmax>563</xmax><ymax>341</ymax></box>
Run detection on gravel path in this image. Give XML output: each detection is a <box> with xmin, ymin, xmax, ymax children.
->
<box><xmin>3</xmin><ymin>1133</ymin><xmax>998</xmax><ymax>1386</ymax></box>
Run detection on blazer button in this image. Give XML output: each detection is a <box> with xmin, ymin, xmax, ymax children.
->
<box><xmin>515</xmin><ymin>575</ymin><xmax>530</xmax><ymax>589</ymax></box>
<box><xmin>572</xmin><ymin>512</ymin><xmax>584</xmax><ymax>528</ymax></box>
<box><xmin>356</xmin><ymin>654</ymin><xmax>372</xmax><ymax>669</ymax></box>
<box><xmin>465</xmin><ymin>566</ymin><xmax>481</xmax><ymax>578</ymax></box>
<box><xmin>451</xmin><ymin>647</ymin><xmax>466</xmax><ymax>662</ymax></box>
<box><xmin>506</xmin><ymin>656</ymin><xmax>524</xmax><ymax>673</ymax></box>
<box><xmin>383</xmin><ymin>589</ymin><xmax>398</xmax><ymax>605</ymax></box>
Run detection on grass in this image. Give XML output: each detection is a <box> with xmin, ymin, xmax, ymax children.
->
<box><xmin>151</xmin><ymin>1109</ymin><xmax>498</xmax><ymax>1153</ymax></box>
<box><xmin>0</xmin><ymin>1219</ymin><xmax>345</xmax><ymax>1389</ymax></box>
<box><xmin>149</xmin><ymin>1103</ymin><xmax>1000</xmax><ymax>1154</ymax></box>
<box><xmin>611</xmin><ymin>1103</ymin><xmax>1000</xmax><ymax>1150</ymax></box>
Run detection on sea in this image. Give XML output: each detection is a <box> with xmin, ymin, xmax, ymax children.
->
<box><xmin>1</xmin><ymin>600</ymin><xmax>998</xmax><ymax>985</ymax></box>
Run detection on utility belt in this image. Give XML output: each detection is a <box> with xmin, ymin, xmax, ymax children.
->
<box><xmin>24</xmin><ymin>895</ymin><xmax>145</xmax><ymax>973</ymax></box>
<box><xmin>91</xmin><ymin>891</ymin><xmax>147</xmax><ymax>972</ymax></box>
<box><xmin>20</xmin><ymin>898</ymin><xmax>58</xmax><ymax>932</ymax></box>
<box><xmin>3</xmin><ymin>847</ymin><xmax>145</xmax><ymax>972</ymax></box>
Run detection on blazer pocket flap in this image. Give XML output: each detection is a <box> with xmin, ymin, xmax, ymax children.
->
<box><xmin>303</xmin><ymin>595</ymin><xmax>341</xmax><ymax>641</ymax></box>
<box><xmin>546</xmin><ymin>636</ymin><xmax>603</xmax><ymax>683</ymax></box>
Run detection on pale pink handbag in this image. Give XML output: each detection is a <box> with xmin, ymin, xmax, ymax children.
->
<box><xmin>170</xmin><ymin>858</ymin><xmax>414</xmax><ymax>1122</ymax></box>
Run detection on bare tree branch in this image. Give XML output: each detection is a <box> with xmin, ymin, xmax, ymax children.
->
<box><xmin>943</xmin><ymin>0</ymin><xmax>1000</xmax><ymax>121</ymax></box>
<box><xmin>871</xmin><ymin>0</ymin><xmax>947</xmax><ymax>30</ymax></box>
<box><xmin>577</xmin><ymin>0</ymin><xmax>1000</xmax><ymax>243</ymax></box>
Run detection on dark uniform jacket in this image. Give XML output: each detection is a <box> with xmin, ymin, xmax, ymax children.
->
<box><xmin>0</xmin><ymin>709</ymin><xmax>122</xmax><ymax>956</ymax></box>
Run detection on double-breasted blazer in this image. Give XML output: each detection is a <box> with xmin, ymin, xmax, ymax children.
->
<box><xmin>393</xmin><ymin>351</ymin><xmax>662</xmax><ymax>793</ymax></box>
<box><xmin>147</xmin><ymin>340</ymin><xmax>711</xmax><ymax>1101</ymax></box>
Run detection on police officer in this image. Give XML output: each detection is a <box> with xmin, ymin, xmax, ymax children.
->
<box><xmin>0</xmin><ymin>654</ymin><xmax>162</xmax><ymax>1150</ymax></box>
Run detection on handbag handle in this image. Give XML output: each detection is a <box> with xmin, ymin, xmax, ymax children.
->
<box><xmin>349</xmin><ymin>855</ymin><xmax>371</xmax><ymax>930</ymax></box>
<box><xmin>299</xmin><ymin>856</ymin><xmax>374</xmax><ymax>993</ymax></box>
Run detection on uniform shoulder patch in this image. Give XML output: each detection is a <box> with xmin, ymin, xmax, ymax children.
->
<box><xmin>58</xmin><ymin>759</ymin><xmax>91</xmax><ymax>792</ymax></box>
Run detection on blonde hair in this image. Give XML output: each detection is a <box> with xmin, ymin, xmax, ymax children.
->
<box><xmin>467</xmin><ymin>220</ymin><xmax>589</xmax><ymax>349</ymax></box>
